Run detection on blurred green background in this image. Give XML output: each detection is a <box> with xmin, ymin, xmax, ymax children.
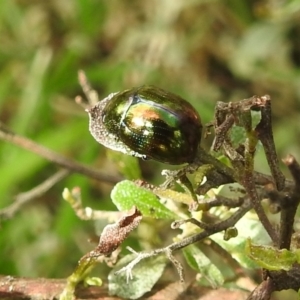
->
<box><xmin>0</xmin><ymin>0</ymin><xmax>300</xmax><ymax>291</ymax></box>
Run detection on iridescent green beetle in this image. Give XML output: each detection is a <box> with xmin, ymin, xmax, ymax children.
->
<box><xmin>87</xmin><ymin>85</ymin><xmax>202</xmax><ymax>164</ymax></box>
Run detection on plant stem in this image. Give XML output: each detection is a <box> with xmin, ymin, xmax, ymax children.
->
<box><xmin>0</xmin><ymin>122</ymin><xmax>122</xmax><ymax>184</ymax></box>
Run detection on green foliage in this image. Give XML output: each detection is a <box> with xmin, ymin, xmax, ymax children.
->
<box><xmin>183</xmin><ymin>244</ymin><xmax>224</xmax><ymax>288</ymax></box>
<box><xmin>211</xmin><ymin>211</ymin><xmax>270</xmax><ymax>269</ymax></box>
<box><xmin>108</xmin><ymin>254</ymin><xmax>167</xmax><ymax>300</ymax></box>
<box><xmin>246</xmin><ymin>239</ymin><xmax>300</xmax><ymax>271</ymax></box>
<box><xmin>1</xmin><ymin>1</ymin><xmax>300</xmax><ymax>299</ymax></box>
<box><xmin>111</xmin><ymin>180</ymin><xmax>177</xmax><ymax>219</ymax></box>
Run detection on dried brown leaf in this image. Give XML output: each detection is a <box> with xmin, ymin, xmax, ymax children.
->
<box><xmin>97</xmin><ymin>207</ymin><xmax>142</xmax><ymax>255</ymax></box>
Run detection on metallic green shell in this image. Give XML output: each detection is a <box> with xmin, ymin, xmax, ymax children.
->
<box><xmin>87</xmin><ymin>85</ymin><xmax>202</xmax><ymax>164</ymax></box>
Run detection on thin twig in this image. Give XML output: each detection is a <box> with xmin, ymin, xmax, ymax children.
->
<box><xmin>246</xmin><ymin>278</ymin><xmax>275</xmax><ymax>300</ymax></box>
<box><xmin>278</xmin><ymin>154</ymin><xmax>300</xmax><ymax>249</ymax></box>
<box><xmin>243</xmin><ymin>131</ymin><xmax>278</xmax><ymax>244</ymax></box>
<box><xmin>212</xmin><ymin>95</ymin><xmax>280</xmax><ymax>244</ymax></box>
<box><xmin>78</xmin><ymin>70</ymin><xmax>99</xmax><ymax>105</ymax></box>
<box><xmin>0</xmin><ymin>122</ymin><xmax>122</xmax><ymax>184</ymax></box>
<box><xmin>169</xmin><ymin>197</ymin><xmax>252</xmax><ymax>251</ymax></box>
<box><xmin>255</xmin><ymin>96</ymin><xmax>285</xmax><ymax>191</ymax></box>
<box><xmin>208</xmin><ymin>194</ymin><xmax>244</xmax><ymax>208</ymax></box>
<box><xmin>0</xmin><ymin>169</ymin><xmax>69</xmax><ymax>220</ymax></box>
<box><xmin>116</xmin><ymin>198</ymin><xmax>252</xmax><ymax>279</ymax></box>
<box><xmin>63</xmin><ymin>187</ymin><xmax>124</xmax><ymax>222</ymax></box>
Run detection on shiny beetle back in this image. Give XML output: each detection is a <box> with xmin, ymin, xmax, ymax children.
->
<box><xmin>88</xmin><ymin>85</ymin><xmax>202</xmax><ymax>165</ymax></box>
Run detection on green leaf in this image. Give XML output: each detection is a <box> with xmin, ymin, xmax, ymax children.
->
<box><xmin>251</xmin><ymin>110</ymin><xmax>261</xmax><ymax>128</ymax></box>
<box><xmin>245</xmin><ymin>239</ymin><xmax>299</xmax><ymax>271</ymax></box>
<box><xmin>111</xmin><ymin>180</ymin><xmax>177</xmax><ymax>219</ymax></box>
<box><xmin>210</xmin><ymin>211</ymin><xmax>270</xmax><ymax>269</ymax></box>
<box><xmin>183</xmin><ymin>244</ymin><xmax>224</xmax><ymax>288</ymax></box>
<box><xmin>230</xmin><ymin>126</ymin><xmax>246</xmax><ymax>147</ymax></box>
<box><xmin>108</xmin><ymin>254</ymin><xmax>167</xmax><ymax>300</ymax></box>
<box><xmin>153</xmin><ymin>187</ymin><xmax>194</xmax><ymax>205</ymax></box>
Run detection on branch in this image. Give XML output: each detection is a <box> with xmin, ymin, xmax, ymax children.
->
<box><xmin>60</xmin><ymin>207</ymin><xmax>142</xmax><ymax>299</ymax></box>
<box><xmin>0</xmin><ymin>276</ymin><xmax>251</xmax><ymax>300</ymax></box>
<box><xmin>116</xmin><ymin>198</ymin><xmax>252</xmax><ymax>280</ymax></box>
<box><xmin>0</xmin><ymin>169</ymin><xmax>69</xmax><ymax>220</ymax></box>
<box><xmin>246</xmin><ymin>278</ymin><xmax>275</xmax><ymax>300</ymax></box>
<box><xmin>278</xmin><ymin>154</ymin><xmax>300</xmax><ymax>249</ymax></box>
<box><xmin>255</xmin><ymin>96</ymin><xmax>285</xmax><ymax>191</ymax></box>
<box><xmin>62</xmin><ymin>187</ymin><xmax>124</xmax><ymax>222</ymax></box>
<box><xmin>242</xmin><ymin>131</ymin><xmax>278</xmax><ymax>244</ymax></box>
<box><xmin>0</xmin><ymin>122</ymin><xmax>122</xmax><ymax>184</ymax></box>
